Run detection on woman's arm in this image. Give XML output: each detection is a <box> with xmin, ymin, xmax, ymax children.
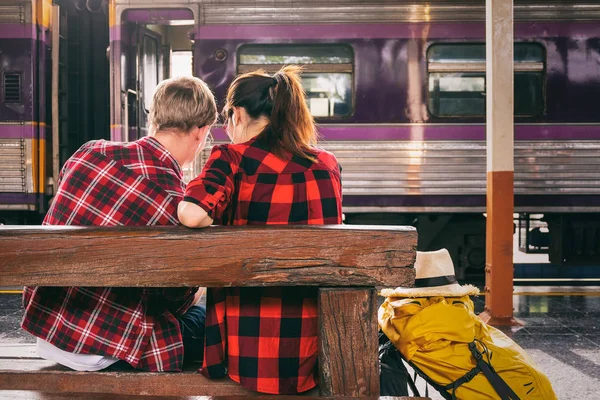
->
<box><xmin>178</xmin><ymin>200</ymin><xmax>214</xmax><ymax>228</ymax></box>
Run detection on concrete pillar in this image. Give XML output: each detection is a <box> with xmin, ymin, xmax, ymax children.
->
<box><xmin>479</xmin><ymin>0</ymin><xmax>520</xmax><ymax>326</ymax></box>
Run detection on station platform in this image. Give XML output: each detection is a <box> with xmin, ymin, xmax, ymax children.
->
<box><xmin>1</xmin><ymin>288</ymin><xmax>598</xmax><ymax>399</ymax></box>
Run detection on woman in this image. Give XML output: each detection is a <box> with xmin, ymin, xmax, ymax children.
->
<box><xmin>178</xmin><ymin>66</ymin><xmax>342</xmax><ymax>394</ymax></box>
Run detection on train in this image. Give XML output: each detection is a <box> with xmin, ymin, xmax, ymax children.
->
<box><xmin>0</xmin><ymin>0</ymin><xmax>109</xmax><ymax>223</ymax></box>
<box><xmin>2</xmin><ymin>0</ymin><xmax>600</xmax><ymax>279</ymax></box>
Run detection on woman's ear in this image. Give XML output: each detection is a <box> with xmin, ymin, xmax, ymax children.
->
<box><xmin>231</xmin><ymin>107</ymin><xmax>239</xmax><ymax>128</ymax></box>
<box><xmin>232</xmin><ymin>106</ymin><xmax>247</xmax><ymax>128</ymax></box>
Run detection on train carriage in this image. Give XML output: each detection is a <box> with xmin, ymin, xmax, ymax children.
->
<box><xmin>0</xmin><ymin>0</ymin><xmax>108</xmax><ymax>223</ymax></box>
<box><xmin>0</xmin><ymin>0</ymin><xmax>51</xmax><ymax>221</ymax></box>
<box><xmin>2</xmin><ymin>0</ymin><xmax>600</xmax><ymax>278</ymax></box>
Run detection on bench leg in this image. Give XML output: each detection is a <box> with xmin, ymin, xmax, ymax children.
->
<box><xmin>318</xmin><ymin>288</ymin><xmax>379</xmax><ymax>397</ymax></box>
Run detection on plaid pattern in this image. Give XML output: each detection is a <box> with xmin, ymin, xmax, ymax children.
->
<box><xmin>22</xmin><ymin>137</ymin><xmax>197</xmax><ymax>371</ymax></box>
<box><xmin>184</xmin><ymin>137</ymin><xmax>342</xmax><ymax>394</ymax></box>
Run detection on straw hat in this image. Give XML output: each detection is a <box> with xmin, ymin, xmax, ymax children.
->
<box><xmin>380</xmin><ymin>248</ymin><xmax>480</xmax><ymax>297</ymax></box>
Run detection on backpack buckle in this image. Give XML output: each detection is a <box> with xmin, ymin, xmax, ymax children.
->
<box><xmin>468</xmin><ymin>341</ymin><xmax>483</xmax><ymax>361</ymax></box>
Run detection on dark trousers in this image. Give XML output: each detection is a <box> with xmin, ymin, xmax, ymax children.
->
<box><xmin>178</xmin><ymin>305</ymin><xmax>206</xmax><ymax>364</ymax></box>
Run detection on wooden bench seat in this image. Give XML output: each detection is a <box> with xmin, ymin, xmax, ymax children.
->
<box><xmin>0</xmin><ymin>344</ymin><xmax>254</xmax><ymax>396</ymax></box>
<box><xmin>0</xmin><ymin>392</ymin><xmax>428</xmax><ymax>400</ymax></box>
<box><xmin>0</xmin><ymin>225</ymin><xmax>420</xmax><ymax>398</ymax></box>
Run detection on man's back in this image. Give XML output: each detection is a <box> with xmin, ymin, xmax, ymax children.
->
<box><xmin>22</xmin><ymin>136</ymin><xmax>196</xmax><ymax>371</ymax></box>
<box><xmin>44</xmin><ymin>137</ymin><xmax>184</xmax><ymax>226</ymax></box>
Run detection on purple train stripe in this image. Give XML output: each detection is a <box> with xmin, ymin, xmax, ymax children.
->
<box><xmin>343</xmin><ymin>194</ymin><xmax>600</xmax><ymax>208</ymax></box>
<box><xmin>0</xmin><ymin>23</ymin><xmax>35</xmax><ymax>39</ymax></box>
<box><xmin>110</xmin><ymin>126</ymin><xmax>124</xmax><ymax>142</ymax></box>
<box><xmin>0</xmin><ymin>124</ymin><xmax>45</xmax><ymax>140</ymax></box>
<box><xmin>109</xmin><ymin>125</ymin><xmax>599</xmax><ymax>143</ymax></box>
<box><xmin>209</xmin><ymin>125</ymin><xmax>600</xmax><ymax>142</ymax></box>
<box><xmin>109</xmin><ymin>26</ymin><xmax>121</xmax><ymax>42</ymax></box>
<box><xmin>109</xmin><ymin>29</ymin><xmax>132</xmax><ymax>45</ymax></box>
<box><xmin>343</xmin><ymin>194</ymin><xmax>485</xmax><ymax>208</ymax></box>
<box><xmin>0</xmin><ymin>23</ymin><xmax>51</xmax><ymax>44</ymax></box>
<box><xmin>195</xmin><ymin>22</ymin><xmax>600</xmax><ymax>40</ymax></box>
<box><xmin>0</xmin><ymin>193</ymin><xmax>37</xmax><ymax>204</ymax></box>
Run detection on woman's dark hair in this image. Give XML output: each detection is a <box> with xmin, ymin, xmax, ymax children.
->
<box><xmin>223</xmin><ymin>65</ymin><xmax>317</xmax><ymax>161</ymax></box>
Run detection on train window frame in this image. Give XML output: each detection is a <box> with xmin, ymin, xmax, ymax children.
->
<box><xmin>141</xmin><ymin>34</ymin><xmax>160</xmax><ymax>112</ymax></box>
<box><xmin>426</xmin><ymin>42</ymin><xmax>546</xmax><ymax>118</ymax></box>
<box><xmin>236</xmin><ymin>43</ymin><xmax>355</xmax><ymax>119</ymax></box>
<box><xmin>2</xmin><ymin>71</ymin><xmax>22</xmax><ymax>104</ymax></box>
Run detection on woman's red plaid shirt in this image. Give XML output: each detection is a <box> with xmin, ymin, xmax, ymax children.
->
<box><xmin>184</xmin><ymin>137</ymin><xmax>343</xmax><ymax>394</ymax></box>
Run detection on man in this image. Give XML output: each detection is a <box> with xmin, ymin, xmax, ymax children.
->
<box><xmin>21</xmin><ymin>76</ymin><xmax>217</xmax><ymax>372</ymax></box>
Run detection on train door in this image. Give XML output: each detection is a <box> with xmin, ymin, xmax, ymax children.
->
<box><xmin>116</xmin><ymin>9</ymin><xmax>195</xmax><ymax>143</ymax></box>
<box><xmin>121</xmin><ymin>24</ymin><xmax>162</xmax><ymax>142</ymax></box>
<box><xmin>135</xmin><ymin>27</ymin><xmax>162</xmax><ymax>140</ymax></box>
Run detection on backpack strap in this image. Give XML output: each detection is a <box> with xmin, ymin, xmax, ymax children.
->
<box><xmin>441</xmin><ymin>364</ymin><xmax>482</xmax><ymax>400</ymax></box>
<box><xmin>408</xmin><ymin>370</ymin><xmax>421</xmax><ymax>397</ymax></box>
<box><xmin>398</xmin><ymin>339</ymin><xmax>522</xmax><ymax>400</ymax></box>
<box><xmin>468</xmin><ymin>341</ymin><xmax>521</xmax><ymax>400</ymax></box>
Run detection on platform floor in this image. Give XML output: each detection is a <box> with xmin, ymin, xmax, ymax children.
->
<box><xmin>1</xmin><ymin>289</ymin><xmax>599</xmax><ymax>400</ymax></box>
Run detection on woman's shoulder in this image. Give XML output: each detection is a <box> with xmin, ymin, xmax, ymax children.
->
<box><xmin>209</xmin><ymin>142</ymin><xmax>247</xmax><ymax>161</ymax></box>
<box><xmin>312</xmin><ymin>147</ymin><xmax>341</xmax><ymax>172</ymax></box>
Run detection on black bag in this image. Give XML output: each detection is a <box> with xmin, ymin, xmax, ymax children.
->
<box><xmin>378</xmin><ymin>331</ymin><xmax>420</xmax><ymax>397</ymax></box>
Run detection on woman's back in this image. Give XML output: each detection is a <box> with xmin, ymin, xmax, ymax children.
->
<box><xmin>179</xmin><ymin>65</ymin><xmax>343</xmax><ymax>395</ymax></box>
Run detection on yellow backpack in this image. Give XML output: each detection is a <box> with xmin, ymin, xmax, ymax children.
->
<box><xmin>378</xmin><ymin>295</ymin><xmax>557</xmax><ymax>400</ymax></box>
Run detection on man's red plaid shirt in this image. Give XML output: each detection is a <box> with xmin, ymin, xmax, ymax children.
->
<box><xmin>22</xmin><ymin>137</ymin><xmax>197</xmax><ymax>372</ymax></box>
<box><xmin>184</xmin><ymin>137</ymin><xmax>343</xmax><ymax>394</ymax></box>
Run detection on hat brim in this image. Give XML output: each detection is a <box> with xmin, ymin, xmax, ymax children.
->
<box><xmin>380</xmin><ymin>283</ymin><xmax>480</xmax><ymax>298</ymax></box>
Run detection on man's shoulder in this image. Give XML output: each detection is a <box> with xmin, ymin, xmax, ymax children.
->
<box><xmin>65</xmin><ymin>138</ymin><xmax>183</xmax><ymax>191</ymax></box>
<box><xmin>48</xmin><ymin>138</ymin><xmax>183</xmax><ymax>226</ymax></box>
<box><xmin>72</xmin><ymin>139</ymin><xmax>156</xmax><ymax>165</ymax></box>
<box><xmin>70</xmin><ymin>139</ymin><xmax>122</xmax><ymax>160</ymax></box>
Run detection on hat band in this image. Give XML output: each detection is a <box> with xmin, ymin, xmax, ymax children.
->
<box><xmin>414</xmin><ymin>275</ymin><xmax>457</xmax><ymax>288</ymax></box>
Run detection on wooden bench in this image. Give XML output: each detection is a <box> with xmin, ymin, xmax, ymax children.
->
<box><xmin>0</xmin><ymin>225</ymin><xmax>422</xmax><ymax>398</ymax></box>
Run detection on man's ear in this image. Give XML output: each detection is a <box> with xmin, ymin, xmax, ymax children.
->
<box><xmin>196</xmin><ymin>125</ymin><xmax>210</xmax><ymax>141</ymax></box>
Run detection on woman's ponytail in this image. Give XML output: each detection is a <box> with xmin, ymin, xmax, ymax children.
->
<box><xmin>267</xmin><ymin>66</ymin><xmax>317</xmax><ymax>161</ymax></box>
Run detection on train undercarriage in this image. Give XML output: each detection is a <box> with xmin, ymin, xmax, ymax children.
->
<box><xmin>345</xmin><ymin>212</ymin><xmax>600</xmax><ymax>280</ymax></box>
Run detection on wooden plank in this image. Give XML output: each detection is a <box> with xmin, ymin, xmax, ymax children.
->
<box><xmin>318</xmin><ymin>288</ymin><xmax>379</xmax><ymax>397</ymax></box>
<box><xmin>0</xmin><ymin>392</ymin><xmax>175</xmax><ymax>400</ymax></box>
<box><xmin>0</xmin><ymin>392</ymin><xmax>430</xmax><ymax>400</ymax></box>
<box><xmin>0</xmin><ymin>225</ymin><xmax>416</xmax><ymax>287</ymax></box>
<box><xmin>0</xmin><ymin>361</ymin><xmax>255</xmax><ymax>396</ymax></box>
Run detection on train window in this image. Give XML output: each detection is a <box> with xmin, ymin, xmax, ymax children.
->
<box><xmin>237</xmin><ymin>44</ymin><xmax>353</xmax><ymax>117</ymax></box>
<box><xmin>142</xmin><ymin>35</ymin><xmax>159</xmax><ymax>110</ymax></box>
<box><xmin>3</xmin><ymin>72</ymin><xmax>22</xmax><ymax>103</ymax></box>
<box><xmin>429</xmin><ymin>74</ymin><xmax>486</xmax><ymax>116</ymax></box>
<box><xmin>427</xmin><ymin>43</ymin><xmax>545</xmax><ymax>117</ymax></box>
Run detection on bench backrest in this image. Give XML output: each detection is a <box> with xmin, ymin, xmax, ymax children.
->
<box><xmin>0</xmin><ymin>224</ymin><xmax>417</xmax><ymax>397</ymax></box>
<box><xmin>0</xmin><ymin>225</ymin><xmax>416</xmax><ymax>287</ymax></box>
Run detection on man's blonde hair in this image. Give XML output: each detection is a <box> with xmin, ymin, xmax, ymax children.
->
<box><xmin>149</xmin><ymin>76</ymin><xmax>217</xmax><ymax>134</ymax></box>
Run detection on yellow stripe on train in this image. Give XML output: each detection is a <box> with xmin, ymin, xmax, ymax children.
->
<box><xmin>27</xmin><ymin>138</ymin><xmax>46</xmax><ymax>194</ymax></box>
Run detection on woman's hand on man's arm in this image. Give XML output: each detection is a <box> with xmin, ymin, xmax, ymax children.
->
<box><xmin>178</xmin><ymin>200</ymin><xmax>214</xmax><ymax>228</ymax></box>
